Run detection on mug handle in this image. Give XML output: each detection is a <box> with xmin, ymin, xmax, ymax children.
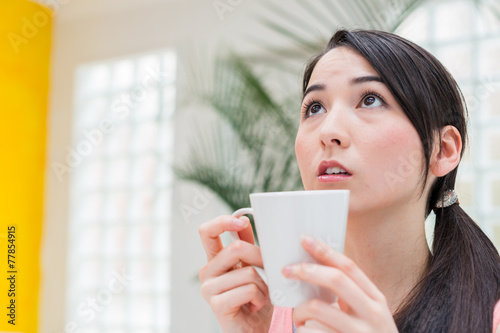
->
<box><xmin>230</xmin><ymin>208</ymin><xmax>268</xmax><ymax>285</ymax></box>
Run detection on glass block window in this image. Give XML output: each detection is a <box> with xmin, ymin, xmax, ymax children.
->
<box><xmin>397</xmin><ymin>0</ymin><xmax>500</xmax><ymax>246</ymax></box>
<box><xmin>65</xmin><ymin>51</ymin><xmax>176</xmax><ymax>332</ymax></box>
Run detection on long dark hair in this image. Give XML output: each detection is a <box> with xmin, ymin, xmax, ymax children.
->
<box><xmin>303</xmin><ymin>29</ymin><xmax>500</xmax><ymax>333</ymax></box>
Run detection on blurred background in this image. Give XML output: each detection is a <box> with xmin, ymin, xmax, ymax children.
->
<box><xmin>0</xmin><ymin>0</ymin><xmax>499</xmax><ymax>332</ymax></box>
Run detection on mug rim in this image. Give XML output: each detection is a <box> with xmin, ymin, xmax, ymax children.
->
<box><xmin>249</xmin><ymin>189</ymin><xmax>349</xmax><ymax>198</ymax></box>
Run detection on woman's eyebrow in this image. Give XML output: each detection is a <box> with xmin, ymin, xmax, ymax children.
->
<box><xmin>302</xmin><ymin>76</ymin><xmax>384</xmax><ymax>101</ymax></box>
<box><xmin>351</xmin><ymin>75</ymin><xmax>383</xmax><ymax>85</ymax></box>
<box><xmin>302</xmin><ymin>83</ymin><xmax>325</xmax><ymax>101</ymax></box>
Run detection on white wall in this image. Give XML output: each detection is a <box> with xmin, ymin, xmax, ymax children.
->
<box><xmin>40</xmin><ymin>0</ymin><xmax>296</xmax><ymax>332</ymax></box>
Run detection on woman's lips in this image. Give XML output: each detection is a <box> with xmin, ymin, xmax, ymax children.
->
<box><xmin>317</xmin><ymin>174</ymin><xmax>352</xmax><ymax>182</ymax></box>
<box><xmin>317</xmin><ymin>160</ymin><xmax>352</xmax><ymax>176</ymax></box>
<box><xmin>316</xmin><ymin>160</ymin><xmax>352</xmax><ymax>182</ymax></box>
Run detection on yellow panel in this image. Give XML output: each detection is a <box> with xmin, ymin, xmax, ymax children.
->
<box><xmin>0</xmin><ymin>1</ymin><xmax>52</xmax><ymax>332</ymax></box>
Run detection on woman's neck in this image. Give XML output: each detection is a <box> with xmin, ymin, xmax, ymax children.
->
<box><xmin>343</xmin><ymin>204</ymin><xmax>431</xmax><ymax>313</ymax></box>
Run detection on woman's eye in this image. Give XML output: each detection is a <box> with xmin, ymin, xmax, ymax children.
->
<box><xmin>307</xmin><ymin>103</ymin><xmax>326</xmax><ymax>116</ymax></box>
<box><xmin>360</xmin><ymin>94</ymin><xmax>383</xmax><ymax>108</ymax></box>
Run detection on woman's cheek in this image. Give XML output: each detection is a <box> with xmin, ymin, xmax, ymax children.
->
<box><xmin>373</xmin><ymin>128</ymin><xmax>424</xmax><ymax>194</ymax></box>
<box><xmin>295</xmin><ymin>133</ymin><xmax>314</xmax><ymax>189</ymax></box>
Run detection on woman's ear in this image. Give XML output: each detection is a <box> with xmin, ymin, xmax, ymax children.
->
<box><xmin>430</xmin><ymin>125</ymin><xmax>462</xmax><ymax>177</ymax></box>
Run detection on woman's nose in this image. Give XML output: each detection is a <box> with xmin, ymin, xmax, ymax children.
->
<box><xmin>319</xmin><ymin>111</ymin><xmax>351</xmax><ymax>149</ymax></box>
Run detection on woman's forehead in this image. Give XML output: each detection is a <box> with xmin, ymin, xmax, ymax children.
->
<box><xmin>309</xmin><ymin>47</ymin><xmax>378</xmax><ymax>86</ymax></box>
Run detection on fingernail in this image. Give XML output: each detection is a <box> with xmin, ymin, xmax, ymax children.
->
<box><xmin>282</xmin><ymin>265</ymin><xmax>295</xmax><ymax>277</ymax></box>
<box><xmin>233</xmin><ymin>218</ymin><xmax>247</xmax><ymax>227</ymax></box>
<box><xmin>301</xmin><ymin>235</ymin><xmax>316</xmax><ymax>248</ymax></box>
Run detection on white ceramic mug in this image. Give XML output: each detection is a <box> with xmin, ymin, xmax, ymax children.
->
<box><xmin>230</xmin><ymin>190</ymin><xmax>349</xmax><ymax>308</ymax></box>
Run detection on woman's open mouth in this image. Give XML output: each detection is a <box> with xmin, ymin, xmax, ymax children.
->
<box><xmin>317</xmin><ymin>161</ymin><xmax>352</xmax><ymax>182</ymax></box>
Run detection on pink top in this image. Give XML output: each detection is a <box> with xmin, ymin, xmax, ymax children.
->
<box><xmin>268</xmin><ymin>306</ymin><xmax>293</xmax><ymax>333</ymax></box>
<box><xmin>269</xmin><ymin>300</ymin><xmax>500</xmax><ymax>333</ymax></box>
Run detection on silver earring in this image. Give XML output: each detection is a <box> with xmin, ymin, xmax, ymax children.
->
<box><xmin>435</xmin><ymin>189</ymin><xmax>459</xmax><ymax>208</ymax></box>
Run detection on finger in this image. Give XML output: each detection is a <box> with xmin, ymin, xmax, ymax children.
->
<box><xmin>199</xmin><ymin>215</ymin><xmax>249</xmax><ymax>261</ymax></box>
<box><xmin>237</xmin><ymin>216</ymin><xmax>255</xmax><ymax>267</ymax></box>
<box><xmin>237</xmin><ymin>216</ymin><xmax>254</xmax><ymax>243</ymax></box>
<box><xmin>199</xmin><ymin>265</ymin><xmax>207</xmax><ymax>282</ymax></box>
<box><xmin>283</xmin><ymin>263</ymin><xmax>375</xmax><ymax>318</ymax></box>
<box><xmin>294</xmin><ymin>299</ymin><xmax>361</xmax><ymax>333</ymax></box>
<box><xmin>301</xmin><ymin>235</ymin><xmax>386</xmax><ymax>303</ymax></box>
<box><xmin>210</xmin><ymin>283</ymin><xmax>268</xmax><ymax>316</ymax></box>
<box><xmin>201</xmin><ymin>266</ymin><xmax>269</xmax><ymax>301</ymax></box>
<box><xmin>204</xmin><ymin>240</ymin><xmax>264</xmax><ymax>279</ymax></box>
<box><xmin>296</xmin><ymin>326</ymin><xmax>333</xmax><ymax>333</ymax></box>
<box><xmin>304</xmin><ymin>320</ymin><xmax>339</xmax><ymax>333</ymax></box>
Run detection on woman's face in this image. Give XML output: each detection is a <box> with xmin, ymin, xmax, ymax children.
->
<box><xmin>295</xmin><ymin>47</ymin><xmax>426</xmax><ymax>216</ymax></box>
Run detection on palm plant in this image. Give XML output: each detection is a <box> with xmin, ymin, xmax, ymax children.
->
<box><xmin>175</xmin><ymin>0</ymin><xmax>498</xmax><ymax>223</ymax></box>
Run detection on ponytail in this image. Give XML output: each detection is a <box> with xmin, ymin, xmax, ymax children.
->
<box><xmin>394</xmin><ymin>203</ymin><xmax>500</xmax><ymax>332</ymax></box>
<box><xmin>394</xmin><ymin>171</ymin><xmax>500</xmax><ymax>332</ymax></box>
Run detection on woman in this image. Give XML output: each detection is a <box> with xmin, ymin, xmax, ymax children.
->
<box><xmin>198</xmin><ymin>30</ymin><xmax>500</xmax><ymax>332</ymax></box>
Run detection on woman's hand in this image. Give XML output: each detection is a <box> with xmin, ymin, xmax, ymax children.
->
<box><xmin>199</xmin><ymin>215</ymin><xmax>274</xmax><ymax>333</ymax></box>
<box><xmin>283</xmin><ymin>236</ymin><xmax>398</xmax><ymax>333</ymax></box>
